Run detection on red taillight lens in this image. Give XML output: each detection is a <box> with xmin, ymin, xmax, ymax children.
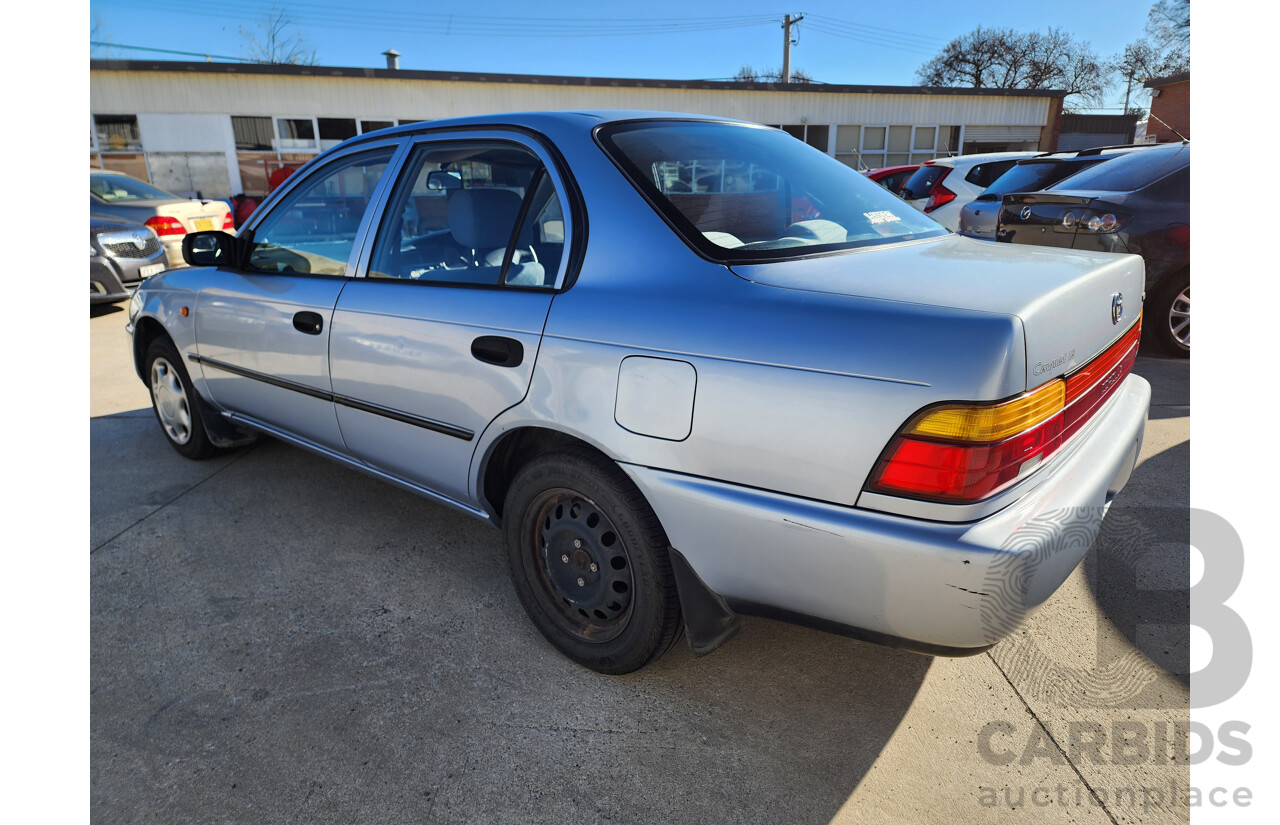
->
<box><xmin>145</xmin><ymin>216</ymin><xmax>187</xmax><ymax>237</ymax></box>
<box><xmin>867</xmin><ymin>316</ymin><xmax>1142</xmax><ymax>504</ymax></box>
<box><xmin>222</xmin><ymin>211</ymin><xmax>235</xmax><ymax>230</ymax></box>
<box><xmin>923</xmin><ymin>168</ymin><xmax>955</xmax><ymax>213</ymax></box>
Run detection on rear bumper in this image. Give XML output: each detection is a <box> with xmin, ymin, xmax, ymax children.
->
<box><xmin>622</xmin><ymin>373</ymin><xmax>1150</xmax><ymax>652</ymax></box>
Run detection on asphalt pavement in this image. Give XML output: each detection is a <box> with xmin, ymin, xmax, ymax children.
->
<box><xmin>90</xmin><ymin>302</ymin><xmax>1190</xmax><ymax>824</ymax></box>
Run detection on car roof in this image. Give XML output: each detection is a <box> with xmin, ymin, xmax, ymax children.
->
<box><xmin>924</xmin><ymin>151</ymin><xmax>1042</xmax><ymax>168</ymax></box>
<box><xmin>346</xmin><ymin>109</ymin><xmax>765</xmax><ymax>146</ymax></box>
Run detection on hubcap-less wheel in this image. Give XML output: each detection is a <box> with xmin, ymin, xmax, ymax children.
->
<box><xmin>1168</xmin><ymin>286</ymin><xmax>1190</xmax><ymax>348</ymax></box>
<box><xmin>150</xmin><ymin>356</ymin><xmax>193</xmax><ymax>445</ymax></box>
<box><xmin>525</xmin><ymin>490</ymin><xmax>634</xmax><ymax>643</ymax></box>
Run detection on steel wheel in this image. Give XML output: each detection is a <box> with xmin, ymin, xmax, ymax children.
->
<box><xmin>150</xmin><ymin>356</ymin><xmax>193</xmax><ymax>445</ymax></box>
<box><xmin>524</xmin><ymin>489</ymin><xmax>635</xmax><ymax>643</ymax></box>
<box><xmin>1168</xmin><ymin>285</ymin><xmax>1190</xmax><ymax>348</ymax></box>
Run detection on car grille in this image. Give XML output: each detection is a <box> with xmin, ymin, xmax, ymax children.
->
<box><xmin>102</xmin><ymin>235</ymin><xmax>162</xmax><ymax>258</ymax></box>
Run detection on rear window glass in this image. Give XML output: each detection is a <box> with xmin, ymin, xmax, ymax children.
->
<box><xmin>983</xmin><ymin>159</ymin><xmax>1102</xmax><ymax>198</ymax></box>
<box><xmin>964</xmin><ymin>160</ymin><xmax>1018</xmax><ymax>188</ymax></box>
<box><xmin>1053</xmin><ymin>145</ymin><xmax>1189</xmax><ymax>193</ymax></box>
<box><xmin>90</xmin><ymin>173</ymin><xmax>178</xmax><ymax>203</ymax></box>
<box><xmin>599</xmin><ymin>121</ymin><xmax>946</xmax><ymax>261</ymax></box>
<box><xmin>901</xmin><ymin>165</ymin><xmax>948</xmax><ymax>200</ymax></box>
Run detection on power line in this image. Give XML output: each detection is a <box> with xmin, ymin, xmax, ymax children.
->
<box><xmin>89</xmin><ymin>41</ymin><xmax>252</xmax><ymax>62</ymax></box>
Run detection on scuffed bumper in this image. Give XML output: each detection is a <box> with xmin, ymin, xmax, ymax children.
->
<box><xmin>622</xmin><ymin>374</ymin><xmax>1151</xmax><ymax>653</ymax></box>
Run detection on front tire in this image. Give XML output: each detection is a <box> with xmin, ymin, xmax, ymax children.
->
<box><xmin>502</xmin><ymin>448</ymin><xmax>682</xmax><ymax>674</ymax></box>
<box><xmin>145</xmin><ymin>337</ymin><xmax>222</xmax><ymax>460</ymax></box>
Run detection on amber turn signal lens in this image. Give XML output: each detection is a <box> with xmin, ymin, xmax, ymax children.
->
<box><xmin>905</xmin><ymin>380</ymin><xmax>1065</xmax><ymax>444</ymax></box>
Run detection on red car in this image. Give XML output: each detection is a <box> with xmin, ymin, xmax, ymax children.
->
<box><xmin>863</xmin><ymin>164</ymin><xmax>918</xmax><ymax>196</ymax></box>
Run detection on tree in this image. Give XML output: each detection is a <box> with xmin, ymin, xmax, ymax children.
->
<box><xmin>1110</xmin><ymin>1</ymin><xmax>1189</xmax><ymax>111</ymax></box>
<box><xmin>734</xmin><ymin>64</ymin><xmax>814</xmax><ymax>84</ymax></box>
<box><xmin>240</xmin><ymin>7</ymin><xmax>317</xmax><ymax>66</ymax></box>
<box><xmin>915</xmin><ymin>26</ymin><xmax>1105</xmax><ymax>111</ymax></box>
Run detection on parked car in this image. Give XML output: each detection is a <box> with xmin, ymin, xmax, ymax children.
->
<box><xmin>996</xmin><ymin>141</ymin><xmax>1189</xmax><ymax>356</ymax></box>
<box><xmin>90</xmin><ymin>215</ymin><xmax>168</xmax><ymax>305</ymax></box>
<box><xmin>127</xmin><ymin>112</ymin><xmax>1149</xmax><ymax>674</ymax></box>
<box><xmin>957</xmin><ymin>145</ymin><xmax>1152</xmax><ymax>241</ymax></box>
<box><xmin>900</xmin><ymin>151</ymin><xmax>1042</xmax><ymax>231</ymax></box>
<box><xmin>863</xmin><ymin>164</ymin><xmax>918</xmax><ymax>195</ymax></box>
<box><xmin>90</xmin><ymin>170</ymin><xmax>234</xmax><ymax>267</ymax></box>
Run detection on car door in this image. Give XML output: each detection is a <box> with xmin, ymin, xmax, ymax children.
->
<box><xmin>192</xmin><ymin>143</ymin><xmax>401</xmax><ymax>452</ymax></box>
<box><xmin>329</xmin><ymin>133</ymin><xmax>573</xmax><ymax>503</ymax></box>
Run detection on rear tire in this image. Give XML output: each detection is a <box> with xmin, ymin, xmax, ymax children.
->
<box><xmin>1151</xmin><ymin>273</ymin><xmax>1190</xmax><ymax>357</ymax></box>
<box><xmin>502</xmin><ymin>447</ymin><xmax>682</xmax><ymax>674</ymax></box>
<box><xmin>145</xmin><ymin>337</ymin><xmax>222</xmax><ymax>460</ymax></box>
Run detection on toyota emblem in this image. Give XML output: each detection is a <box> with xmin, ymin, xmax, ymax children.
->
<box><xmin>1019</xmin><ymin>206</ymin><xmax>1032</xmax><ymax>221</ymax></box>
<box><xmin>1111</xmin><ymin>292</ymin><xmax>1124</xmax><ymax>325</ymax></box>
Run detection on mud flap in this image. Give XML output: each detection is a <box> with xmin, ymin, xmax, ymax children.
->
<box><xmin>669</xmin><ymin>547</ymin><xmax>741</xmax><ymax>656</ymax></box>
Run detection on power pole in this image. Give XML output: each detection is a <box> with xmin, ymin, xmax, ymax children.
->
<box><xmin>782</xmin><ymin>13</ymin><xmax>803</xmax><ymax>83</ymax></box>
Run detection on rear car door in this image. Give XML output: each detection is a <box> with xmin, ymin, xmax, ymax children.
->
<box><xmin>329</xmin><ymin>132</ymin><xmax>572</xmax><ymax>503</ymax></box>
<box><xmin>192</xmin><ymin>143</ymin><xmax>400</xmax><ymax>451</ymax></box>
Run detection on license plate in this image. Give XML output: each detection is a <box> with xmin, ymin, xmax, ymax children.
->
<box><xmin>193</xmin><ymin>218</ymin><xmax>215</xmax><ymax>231</ymax></box>
<box><xmin>139</xmin><ymin>263</ymin><xmax>165</xmax><ymax>279</ymax></box>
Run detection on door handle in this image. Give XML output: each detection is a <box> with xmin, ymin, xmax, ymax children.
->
<box><xmin>293</xmin><ymin>311</ymin><xmax>324</xmax><ymax>335</ymax></box>
<box><xmin>471</xmin><ymin>335</ymin><xmax>524</xmax><ymax>368</ymax></box>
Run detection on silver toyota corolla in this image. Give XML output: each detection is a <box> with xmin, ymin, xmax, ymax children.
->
<box><xmin>127</xmin><ymin>111</ymin><xmax>1150</xmax><ymax>674</ymax></box>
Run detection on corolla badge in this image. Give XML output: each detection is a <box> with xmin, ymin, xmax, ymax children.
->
<box><xmin>1111</xmin><ymin>292</ymin><xmax>1124</xmax><ymax>325</ymax></box>
<box><xmin>1020</xmin><ymin>206</ymin><xmax>1032</xmax><ymax>220</ymax></box>
<box><xmin>131</xmin><ymin>230</ymin><xmax>149</xmax><ymax>250</ymax></box>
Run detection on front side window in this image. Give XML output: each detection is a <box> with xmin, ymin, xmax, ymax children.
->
<box><xmin>600</xmin><ymin>121</ymin><xmax>946</xmax><ymax>261</ymax></box>
<box><xmin>247</xmin><ymin>148</ymin><xmax>395</xmax><ymax>276</ymax></box>
<box><xmin>368</xmin><ymin>141</ymin><xmax>564</xmax><ymax>288</ymax></box>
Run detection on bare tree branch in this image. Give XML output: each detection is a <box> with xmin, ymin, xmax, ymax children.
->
<box><xmin>239</xmin><ymin>7</ymin><xmax>318</xmax><ymax>66</ymax></box>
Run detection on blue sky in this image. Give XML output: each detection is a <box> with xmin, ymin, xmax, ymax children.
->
<box><xmin>90</xmin><ymin>0</ymin><xmax>1156</xmax><ymax>110</ymax></box>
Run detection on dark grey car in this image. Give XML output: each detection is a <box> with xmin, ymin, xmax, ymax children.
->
<box><xmin>90</xmin><ymin>215</ymin><xmax>168</xmax><ymax>305</ymax></box>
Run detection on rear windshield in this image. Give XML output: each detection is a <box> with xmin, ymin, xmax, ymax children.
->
<box><xmin>901</xmin><ymin>165</ymin><xmax>948</xmax><ymax>200</ymax></box>
<box><xmin>1053</xmin><ymin>144</ymin><xmax>1189</xmax><ymax>193</ymax></box>
<box><xmin>981</xmin><ymin>159</ymin><xmax>1102</xmax><ymax>198</ymax></box>
<box><xmin>963</xmin><ymin>160</ymin><xmax>1019</xmax><ymax>188</ymax></box>
<box><xmin>598</xmin><ymin>121</ymin><xmax>946</xmax><ymax>261</ymax></box>
<box><xmin>90</xmin><ymin>173</ymin><xmax>178</xmax><ymax>203</ymax></box>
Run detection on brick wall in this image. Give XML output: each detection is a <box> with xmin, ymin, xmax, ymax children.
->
<box><xmin>1149</xmin><ymin>79</ymin><xmax>1190</xmax><ymax>142</ymax></box>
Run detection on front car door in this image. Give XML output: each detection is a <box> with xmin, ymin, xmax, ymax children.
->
<box><xmin>192</xmin><ymin>143</ymin><xmax>401</xmax><ymax>452</ymax></box>
<box><xmin>329</xmin><ymin>132</ymin><xmax>574</xmax><ymax>503</ymax></box>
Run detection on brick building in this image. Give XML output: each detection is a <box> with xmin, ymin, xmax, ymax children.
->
<box><xmin>1144</xmin><ymin>72</ymin><xmax>1189</xmax><ymax>142</ymax></box>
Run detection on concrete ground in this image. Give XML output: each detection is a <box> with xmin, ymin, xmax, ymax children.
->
<box><xmin>91</xmin><ymin>303</ymin><xmax>1189</xmax><ymax>824</ymax></box>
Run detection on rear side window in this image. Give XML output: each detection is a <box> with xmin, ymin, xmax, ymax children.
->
<box><xmin>902</xmin><ymin>165</ymin><xmax>948</xmax><ymax>199</ymax></box>
<box><xmin>964</xmin><ymin>160</ymin><xmax>1018</xmax><ymax>188</ymax></box>
<box><xmin>983</xmin><ymin>159</ymin><xmax>1102</xmax><ymax>198</ymax></box>
<box><xmin>1054</xmin><ymin>145</ymin><xmax>1189</xmax><ymax>193</ymax></box>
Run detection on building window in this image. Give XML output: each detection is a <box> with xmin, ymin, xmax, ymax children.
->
<box><xmin>276</xmin><ymin>118</ymin><xmax>317</xmax><ymax>151</ymax></box>
<box><xmin>94</xmin><ymin>115</ymin><xmax>142</xmax><ymax>152</ymax></box>
<box><xmin>232</xmin><ymin>116</ymin><xmax>274</xmax><ymax>151</ymax></box>
<box><xmin>318</xmin><ymin>118</ymin><xmax>358</xmax><ymax>150</ymax></box>
<box><xmin>359</xmin><ymin>119</ymin><xmax>395</xmax><ymax>134</ymax></box>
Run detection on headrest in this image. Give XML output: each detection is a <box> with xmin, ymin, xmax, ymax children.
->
<box><xmin>447</xmin><ymin>188</ymin><xmax>524</xmax><ymax>249</ymax></box>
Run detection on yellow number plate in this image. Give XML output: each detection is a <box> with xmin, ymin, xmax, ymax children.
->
<box><xmin>193</xmin><ymin>219</ymin><xmax>214</xmax><ymax>231</ymax></box>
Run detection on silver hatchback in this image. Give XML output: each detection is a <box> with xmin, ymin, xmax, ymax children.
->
<box><xmin>128</xmin><ymin>112</ymin><xmax>1149</xmax><ymax>673</ymax></box>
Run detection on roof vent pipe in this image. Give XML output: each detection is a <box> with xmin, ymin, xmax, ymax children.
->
<box><xmin>383</xmin><ymin>49</ymin><xmax>401</xmax><ymax>70</ymax></box>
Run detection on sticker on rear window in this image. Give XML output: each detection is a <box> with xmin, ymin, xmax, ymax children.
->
<box><xmin>863</xmin><ymin>211</ymin><xmax>901</xmax><ymax>224</ymax></box>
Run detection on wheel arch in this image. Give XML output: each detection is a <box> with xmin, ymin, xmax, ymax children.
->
<box><xmin>131</xmin><ymin>315</ymin><xmax>169</xmax><ymax>381</ymax></box>
<box><xmin>477</xmin><ymin>426</ymin><xmax>617</xmax><ymax>525</ymax></box>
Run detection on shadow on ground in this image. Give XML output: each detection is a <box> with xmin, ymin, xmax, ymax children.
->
<box><xmin>92</xmin><ymin>413</ymin><xmax>930</xmax><ymax>824</ymax></box>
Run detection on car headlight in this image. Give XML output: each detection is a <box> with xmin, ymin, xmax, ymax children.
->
<box><xmin>90</xmin><ymin>245</ymin><xmax>97</xmax><ymax>256</ymax></box>
<box><xmin>128</xmin><ymin>290</ymin><xmax>143</xmax><ymax>323</ymax></box>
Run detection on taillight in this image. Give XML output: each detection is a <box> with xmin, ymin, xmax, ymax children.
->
<box><xmin>145</xmin><ymin>216</ymin><xmax>187</xmax><ymax>237</ymax></box>
<box><xmin>924</xmin><ymin>169</ymin><xmax>956</xmax><ymax>213</ymax></box>
<box><xmin>1078</xmin><ymin>209</ymin><xmax>1128</xmax><ymax>234</ymax></box>
<box><xmin>867</xmin><ymin>316</ymin><xmax>1142</xmax><ymax>504</ymax></box>
<box><xmin>222</xmin><ymin>211</ymin><xmax>235</xmax><ymax>230</ymax></box>
<box><xmin>1165</xmin><ymin>224</ymin><xmax>1190</xmax><ymax>245</ymax></box>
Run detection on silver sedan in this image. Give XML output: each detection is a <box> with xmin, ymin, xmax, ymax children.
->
<box><xmin>127</xmin><ymin>111</ymin><xmax>1149</xmax><ymax>673</ymax></box>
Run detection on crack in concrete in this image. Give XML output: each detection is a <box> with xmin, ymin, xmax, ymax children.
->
<box><xmin>986</xmin><ymin>650</ymin><xmax>1122</xmax><ymax>825</ymax></box>
<box><xmin>90</xmin><ymin>445</ymin><xmax>257</xmax><ymax>555</ymax></box>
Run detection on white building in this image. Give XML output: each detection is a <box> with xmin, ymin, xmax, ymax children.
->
<box><xmin>90</xmin><ymin>59</ymin><xmax>1065</xmax><ymax>199</ymax></box>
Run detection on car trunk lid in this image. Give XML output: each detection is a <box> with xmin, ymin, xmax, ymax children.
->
<box><xmin>729</xmin><ymin>234</ymin><xmax>1144</xmax><ymax>391</ymax></box>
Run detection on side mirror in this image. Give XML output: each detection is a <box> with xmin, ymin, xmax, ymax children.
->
<box><xmin>426</xmin><ymin>171</ymin><xmax>462</xmax><ymax>191</ymax></box>
<box><xmin>182</xmin><ymin>230</ymin><xmax>238</xmax><ymax>267</ymax></box>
